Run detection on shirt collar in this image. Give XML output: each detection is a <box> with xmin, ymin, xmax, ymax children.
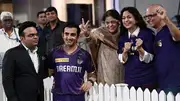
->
<box><xmin>2</xmin><ymin>28</ymin><xmax>15</xmax><ymax>37</ymax></box>
<box><xmin>22</xmin><ymin>43</ymin><xmax>38</xmax><ymax>54</ymax></box>
<box><xmin>128</xmin><ymin>27</ymin><xmax>140</xmax><ymax>38</ymax></box>
<box><xmin>46</xmin><ymin>19</ymin><xmax>60</xmax><ymax>28</ymax></box>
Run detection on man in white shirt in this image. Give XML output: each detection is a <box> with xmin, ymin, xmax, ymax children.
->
<box><xmin>0</xmin><ymin>11</ymin><xmax>20</xmax><ymax>101</ymax></box>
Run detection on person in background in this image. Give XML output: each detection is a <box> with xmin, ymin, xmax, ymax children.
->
<box><xmin>145</xmin><ymin>4</ymin><xmax>180</xmax><ymax>95</ymax></box>
<box><xmin>47</xmin><ymin>23</ymin><xmax>96</xmax><ymax>101</ymax></box>
<box><xmin>80</xmin><ymin>9</ymin><xmax>124</xmax><ymax>85</ymax></box>
<box><xmin>118</xmin><ymin>7</ymin><xmax>157</xmax><ymax>90</ymax></box>
<box><xmin>0</xmin><ymin>11</ymin><xmax>20</xmax><ymax>101</ymax></box>
<box><xmin>36</xmin><ymin>11</ymin><xmax>47</xmax><ymax>34</ymax></box>
<box><xmin>45</xmin><ymin>7</ymin><xmax>66</xmax><ymax>55</ymax></box>
<box><xmin>36</xmin><ymin>11</ymin><xmax>47</xmax><ymax>57</ymax></box>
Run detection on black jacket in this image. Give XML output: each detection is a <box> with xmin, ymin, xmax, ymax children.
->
<box><xmin>44</xmin><ymin>20</ymin><xmax>66</xmax><ymax>55</ymax></box>
<box><xmin>2</xmin><ymin>44</ymin><xmax>48</xmax><ymax>101</ymax></box>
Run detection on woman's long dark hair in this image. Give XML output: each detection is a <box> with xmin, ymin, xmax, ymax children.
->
<box><xmin>120</xmin><ymin>7</ymin><xmax>147</xmax><ymax>35</ymax></box>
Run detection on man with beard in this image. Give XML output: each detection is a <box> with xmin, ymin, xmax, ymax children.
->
<box><xmin>0</xmin><ymin>11</ymin><xmax>20</xmax><ymax>101</ymax></box>
<box><xmin>44</xmin><ymin>7</ymin><xmax>66</xmax><ymax>56</ymax></box>
<box><xmin>47</xmin><ymin>23</ymin><xmax>96</xmax><ymax>101</ymax></box>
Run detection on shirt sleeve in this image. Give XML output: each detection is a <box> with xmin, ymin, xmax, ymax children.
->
<box><xmin>85</xmin><ymin>52</ymin><xmax>95</xmax><ymax>73</ymax></box>
<box><xmin>139</xmin><ymin>50</ymin><xmax>154</xmax><ymax>63</ymax></box>
<box><xmin>138</xmin><ymin>28</ymin><xmax>155</xmax><ymax>63</ymax></box>
<box><xmin>118</xmin><ymin>54</ymin><xmax>128</xmax><ymax>64</ymax></box>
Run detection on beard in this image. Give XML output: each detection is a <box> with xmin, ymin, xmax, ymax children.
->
<box><xmin>64</xmin><ymin>41</ymin><xmax>76</xmax><ymax>47</ymax></box>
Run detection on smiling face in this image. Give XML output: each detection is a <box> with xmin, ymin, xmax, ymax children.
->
<box><xmin>122</xmin><ymin>11</ymin><xmax>137</xmax><ymax>30</ymax></box>
<box><xmin>145</xmin><ymin>6</ymin><xmax>161</xmax><ymax>28</ymax></box>
<box><xmin>46</xmin><ymin>11</ymin><xmax>57</xmax><ymax>22</ymax></box>
<box><xmin>62</xmin><ymin>27</ymin><xmax>79</xmax><ymax>47</ymax></box>
<box><xmin>104</xmin><ymin>16</ymin><xmax>120</xmax><ymax>34</ymax></box>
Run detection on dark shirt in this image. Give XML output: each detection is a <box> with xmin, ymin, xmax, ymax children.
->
<box><xmin>45</xmin><ymin>20</ymin><xmax>66</xmax><ymax>55</ymax></box>
<box><xmin>154</xmin><ymin>25</ymin><xmax>180</xmax><ymax>89</ymax></box>
<box><xmin>37</xmin><ymin>26</ymin><xmax>47</xmax><ymax>57</ymax></box>
<box><xmin>118</xmin><ymin>28</ymin><xmax>157</xmax><ymax>87</ymax></box>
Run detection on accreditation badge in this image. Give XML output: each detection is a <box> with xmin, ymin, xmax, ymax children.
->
<box><xmin>157</xmin><ymin>40</ymin><xmax>162</xmax><ymax>47</ymax></box>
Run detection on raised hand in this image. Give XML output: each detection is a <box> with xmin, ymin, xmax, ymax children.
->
<box><xmin>79</xmin><ymin>18</ymin><xmax>91</xmax><ymax>37</ymax></box>
<box><xmin>156</xmin><ymin>7</ymin><xmax>167</xmax><ymax>21</ymax></box>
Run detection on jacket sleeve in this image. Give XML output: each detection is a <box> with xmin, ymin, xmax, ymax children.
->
<box><xmin>87</xmin><ymin>37</ymin><xmax>99</xmax><ymax>70</ymax></box>
<box><xmin>2</xmin><ymin>50</ymin><xmax>18</xmax><ymax>101</ymax></box>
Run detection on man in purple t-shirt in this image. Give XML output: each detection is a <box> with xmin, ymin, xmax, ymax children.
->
<box><xmin>145</xmin><ymin>4</ymin><xmax>180</xmax><ymax>95</ymax></box>
<box><xmin>47</xmin><ymin>23</ymin><xmax>96</xmax><ymax>101</ymax></box>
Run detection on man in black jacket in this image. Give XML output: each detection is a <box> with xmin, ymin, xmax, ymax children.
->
<box><xmin>2</xmin><ymin>21</ymin><xmax>47</xmax><ymax>101</ymax></box>
<box><xmin>44</xmin><ymin>7</ymin><xmax>66</xmax><ymax>55</ymax></box>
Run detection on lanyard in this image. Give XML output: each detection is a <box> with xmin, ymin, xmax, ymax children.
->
<box><xmin>4</xmin><ymin>28</ymin><xmax>20</xmax><ymax>42</ymax></box>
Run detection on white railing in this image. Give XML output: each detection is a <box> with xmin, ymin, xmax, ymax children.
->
<box><xmin>88</xmin><ymin>83</ymin><xmax>180</xmax><ymax>101</ymax></box>
<box><xmin>2</xmin><ymin>88</ymin><xmax>6</xmax><ymax>101</ymax></box>
<box><xmin>2</xmin><ymin>77</ymin><xmax>54</xmax><ymax>101</ymax></box>
<box><xmin>3</xmin><ymin>77</ymin><xmax>180</xmax><ymax>101</ymax></box>
<box><xmin>44</xmin><ymin>76</ymin><xmax>54</xmax><ymax>101</ymax></box>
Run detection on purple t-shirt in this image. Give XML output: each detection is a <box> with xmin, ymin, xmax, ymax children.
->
<box><xmin>48</xmin><ymin>46</ymin><xmax>94</xmax><ymax>95</ymax></box>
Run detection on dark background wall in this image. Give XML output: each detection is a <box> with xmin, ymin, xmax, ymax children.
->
<box><xmin>13</xmin><ymin>0</ymin><xmax>51</xmax><ymax>23</ymax></box>
<box><xmin>0</xmin><ymin>0</ymin><xmax>12</xmax><ymax>3</ymax></box>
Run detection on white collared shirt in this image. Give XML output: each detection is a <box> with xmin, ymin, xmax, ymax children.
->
<box><xmin>118</xmin><ymin>27</ymin><xmax>154</xmax><ymax>64</ymax></box>
<box><xmin>22</xmin><ymin>43</ymin><xmax>39</xmax><ymax>73</ymax></box>
<box><xmin>0</xmin><ymin>28</ymin><xmax>20</xmax><ymax>67</ymax></box>
<box><xmin>128</xmin><ymin>27</ymin><xmax>140</xmax><ymax>38</ymax></box>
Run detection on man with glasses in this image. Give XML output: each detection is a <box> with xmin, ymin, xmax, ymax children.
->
<box><xmin>145</xmin><ymin>4</ymin><xmax>180</xmax><ymax>95</ymax></box>
<box><xmin>0</xmin><ymin>11</ymin><xmax>20</xmax><ymax>101</ymax></box>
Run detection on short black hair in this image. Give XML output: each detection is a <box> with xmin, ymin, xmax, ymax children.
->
<box><xmin>37</xmin><ymin>11</ymin><xmax>45</xmax><ymax>18</ymax></box>
<box><xmin>19</xmin><ymin>21</ymin><xmax>37</xmax><ymax>36</ymax></box>
<box><xmin>63</xmin><ymin>22</ymin><xmax>81</xmax><ymax>37</ymax></box>
<box><xmin>45</xmin><ymin>7</ymin><xmax>58</xmax><ymax>15</ymax></box>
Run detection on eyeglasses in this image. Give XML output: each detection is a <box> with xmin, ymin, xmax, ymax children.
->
<box><xmin>144</xmin><ymin>13</ymin><xmax>157</xmax><ymax>20</ymax></box>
